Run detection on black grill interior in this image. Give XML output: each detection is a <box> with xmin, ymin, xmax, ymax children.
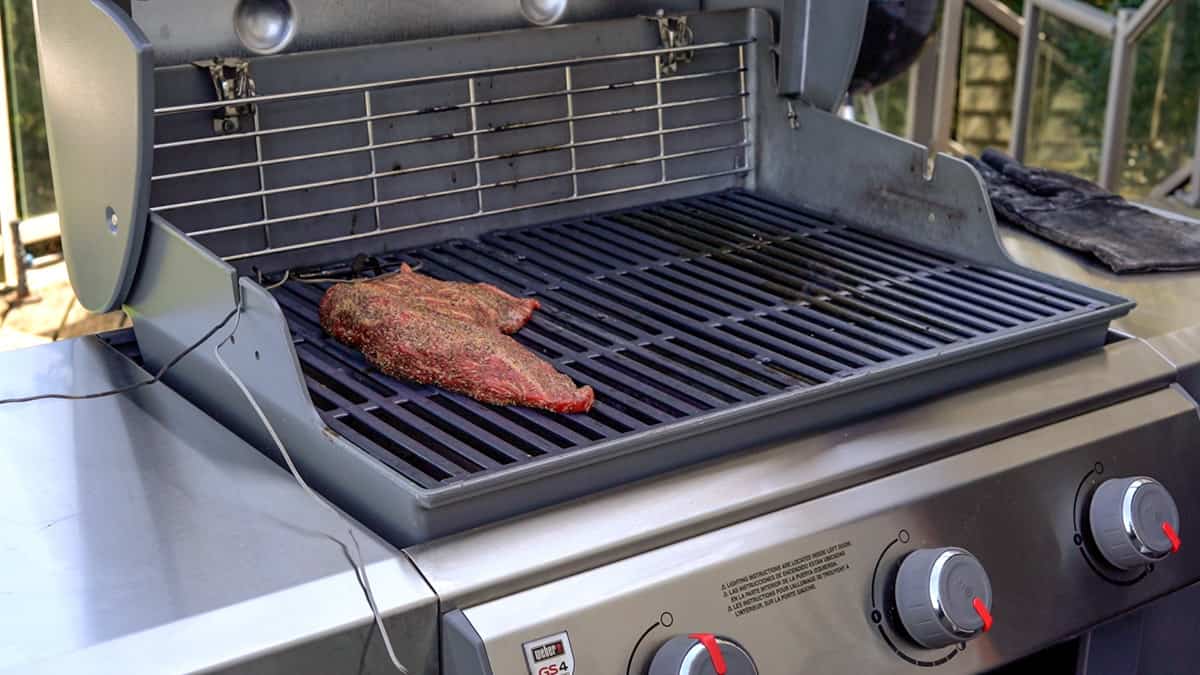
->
<box><xmin>260</xmin><ymin>189</ymin><xmax>1103</xmax><ymax>489</ymax></box>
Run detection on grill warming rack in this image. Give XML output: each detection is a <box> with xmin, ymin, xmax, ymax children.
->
<box><xmin>149</xmin><ymin>21</ymin><xmax>752</xmax><ymax>269</ymax></box>
<box><xmin>112</xmin><ymin>10</ymin><xmax>1133</xmax><ymax>545</ymax></box>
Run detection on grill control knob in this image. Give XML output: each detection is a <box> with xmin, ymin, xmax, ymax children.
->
<box><xmin>647</xmin><ymin>634</ymin><xmax>758</xmax><ymax>675</ymax></box>
<box><xmin>894</xmin><ymin>547</ymin><xmax>994</xmax><ymax>649</ymax></box>
<box><xmin>1089</xmin><ymin>477</ymin><xmax>1181</xmax><ymax>570</ymax></box>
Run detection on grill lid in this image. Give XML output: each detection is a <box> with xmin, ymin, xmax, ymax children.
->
<box><xmin>33</xmin><ymin>0</ymin><xmax>154</xmax><ymax>312</ymax></box>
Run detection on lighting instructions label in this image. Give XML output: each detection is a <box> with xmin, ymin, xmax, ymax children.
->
<box><xmin>721</xmin><ymin>541</ymin><xmax>853</xmax><ymax>618</ymax></box>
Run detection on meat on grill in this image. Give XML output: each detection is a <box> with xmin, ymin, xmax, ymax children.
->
<box><xmin>319</xmin><ymin>280</ymin><xmax>594</xmax><ymax>414</ymax></box>
<box><xmin>372</xmin><ymin>263</ymin><xmax>540</xmax><ymax>333</ymax></box>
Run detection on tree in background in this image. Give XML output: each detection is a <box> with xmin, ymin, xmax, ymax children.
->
<box><xmin>3</xmin><ymin>0</ymin><xmax>53</xmax><ymax>216</ymax></box>
<box><xmin>1007</xmin><ymin>0</ymin><xmax>1199</xmax><ymax>192</ymax></box>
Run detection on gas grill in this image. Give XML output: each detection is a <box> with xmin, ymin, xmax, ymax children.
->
<box><xmin>29</xmin><ymin>2</ymin><xmax>1200</xmax><ymax>674</ymax></box>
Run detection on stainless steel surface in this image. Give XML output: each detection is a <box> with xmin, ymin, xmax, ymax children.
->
<box><xmin>132</xmin><ymin>0</ymin><xmax>700</xmax><ymax>65</ymax></box>
<box><xmin>1146</xmin><ymin>325</ymin><xmax>1200</xmax><ymax>401</ymax></box>
<box><xmin>1032</xmin><ymin>0</ymin><xmax>1115</xmax><ymax>37</ymax></box>
<box><xmin>931</xmin><ymin>0</ymin><xmax>964</xmax><ymax>153</ymax></box>
<box><xmin>1000</xmin><ymin>222</ymin><xmax>1200</xmax><ymax>339</ymax></box>
<box><xmin>904</xmin><ymin>41</ymin><xmax>937</xmax><ymax>148</ymax></box>
<box><xmin>234</xmin><ymin>0</ymin><xmax>298</xmax><ymax>55</ymax></box>
<box><xmin>520</xmin><ymin>0</ymin><xmax>568</xmax><ymax>26</ymax></box>
<box><xmin>704</xmin><ymin>0</ymin><xmax>868</xmax><ymax>108</ymax></box>
<box><xmin>408</xmin><ymin>336</ymin><xmax>1173</xmax><ymax>609</ymax></box>
<box><xmin>748</xmin><ymin>24</ymin><xmax>1021</xmax><ymax>271</ymax></box>
<box><xmin>926</xmin><ymin>0</ymin><xmax>1020</xmax><ymax>152</ymax></box>
<box><xmin>454</xmin><ymin>389</ymin><xmax>1200</xmax><ymax>674</ymax></box>
<box><xmin>0</xmin><ymin>338</ymin><xmax>436</xmax><ymax>674</ymax></box>
<box><xmin>1009</xmin><ymin>1</ymin><xmax>1039</xmax><ymax>161</ymax></box>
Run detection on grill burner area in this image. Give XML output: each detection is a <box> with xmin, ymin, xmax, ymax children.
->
<box><xmin>267</xmin><ymin>189</ymin><xmax>1107</xmax><ymax>489</ymax></box>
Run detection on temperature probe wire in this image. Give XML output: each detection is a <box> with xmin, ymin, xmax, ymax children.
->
<box><xmin>0</xmin><ymin>306</ymin><xmax>240</xmax><ymax>406</ymax></box>
<box><xmin>214</xmin><ymin>304</ymin><xmax>409</xmax><ymax>674</ymax></box>
<box><xmin>0</xmin><ymin>301</ymin><xmax>409</xmax><ymax>673</ymax></box>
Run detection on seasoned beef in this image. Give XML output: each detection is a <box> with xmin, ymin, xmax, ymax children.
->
<box><xmin>319</xmin><ymin>281</ymin><xmax>594</xmax><ymax>414</ymax></box>
<box><xmin>371</xmin><ymin>263</ymin><xmax>540</xmax><ymax>333</ymax></box>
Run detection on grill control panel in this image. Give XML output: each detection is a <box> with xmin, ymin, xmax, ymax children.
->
<box><xmin>445</xmin><ymin>389</ymin><xmax>1200</xmax><ymax>674</ymax></box>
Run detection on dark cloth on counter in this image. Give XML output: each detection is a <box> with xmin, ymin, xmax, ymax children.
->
<box><xmin>966</xmin><ymin>149</ymin><xmax>1200</xmax><ymax>273</ymax></box>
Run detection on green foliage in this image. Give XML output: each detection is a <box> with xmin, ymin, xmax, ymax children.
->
<box><xmin>3</xmin><ymin>0</ymin><xmax>54</xmax><ymax>216</ymax></box>
<box><xmin>1030</xmin><ymin>0</ymin><xmax>1200</xmax><ymax>193</ymax></box>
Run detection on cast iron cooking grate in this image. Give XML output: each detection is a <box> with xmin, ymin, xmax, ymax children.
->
<box><xmin>264</xmin><ymin>189</ymin><xmax>1108</xmax><ymax>489</ymax></box>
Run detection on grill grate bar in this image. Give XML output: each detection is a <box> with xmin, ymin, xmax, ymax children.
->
<box><xmin>325</xmin><ymin>416</ymin><xmax>452</xmax><ymax>487</ymax></box>
<box><xmin>612</xmin><ymin>212</ymin><xmax>961</xmax><ymax>347</ymax></box>
<box><xmin>480</xmin><ymin>234</ymin><xmax>836</xmax><ymax>385</ymax></box>
<box><xmin>677</xmin><ymin>202</ymin><xmax>1017</xmax><ymax>332</ymax></box>
<box><xmin>649</xmin><ymin>206</ymin><xmax>993</xmax><ymax>339</ymax></box>
<box><xmin>371</xmin><ymin>401</ymin><xmax>508</xmax><ymax>470</ymax></box>
<box><xmin>266</xmin><ymin>190</ymin><xmax>1112</xmax><ymax>487</ymax></box>
<box><xmin>388</xmin><ymin>398</ymin><xmax>534</xmax><ymax>465</ymax></box>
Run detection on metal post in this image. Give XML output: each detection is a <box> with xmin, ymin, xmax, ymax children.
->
<box><xmin>1009</xmin><ymin>1</ymin><xmax>1041</xmax><ymax>160</ymax></box>
<box><xmin>966</xmin><ymin>0</ymin><xmax>1023</xmax><ymax>37</ymax></box>
<box><xmin>1098</xmin><ymin>9</ymin><xmax>1136</xmax><ymax>191</ymax></box>
<box><xmin>1128</xmin><ymin>0</ymin><xmax>1174</xmax><ymax>43</ymax></box>
<box><xmin>0</xmin><ymin>16</ymin><xmax>24</xmax><ymax>297</ymax></box>
<box><xmin>1188</xmin><ymin>104</ymin><xmax>1200</xmax><ymax>208</ymax></box>
<box><xmin>1033</xmin><ymin>0</ymin><xmax>1116</xmax><ymax>38</ymax></box>
<box><xmin>906</xmin><ymin>41</ymin><xmax>939</xmax><ymax>147</ymax></box>
<box><xmin>4</xmin><ymin>220</ymin><xmax>25</xmax><ymax>299</ymax></box>
<box><xmin>931</xmin><ymin>0</ymin><xmax>965</xmax><ymax>152</ymax></box>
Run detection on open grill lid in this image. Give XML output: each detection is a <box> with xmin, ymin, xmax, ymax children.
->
<box><xmin>36</xmin><ymin>1</ymin><xmax>868</xmax><ymax>312</ymax></box>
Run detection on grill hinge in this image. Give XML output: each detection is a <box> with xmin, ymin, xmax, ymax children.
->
<box><xmin>648</xmin><ymin>11</ymin><xmax>694</xmax><ymax>75</ymax></box>
<box><xmin>192</xmin><ymin>57</ymin><xmax>256</xmax><ymax>135</ymax></box>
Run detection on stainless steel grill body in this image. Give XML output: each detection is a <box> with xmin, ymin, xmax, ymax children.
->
<box><xmin>33</xmin><ymin>3</ymin><xmax>1200</xmax><ymax>674</ymax></box>
<box><xmin>41</xmin><ymin>9</ymin><xmax>1125</xmax><ymax>545</ymax></box>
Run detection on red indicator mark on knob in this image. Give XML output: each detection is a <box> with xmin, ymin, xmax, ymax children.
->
<box><xmin>688</xmin><ymin>634</ymin><xmax>727</xmax><ymax>675</ymax></box>
<box><xmin>972</xmin><ymin>598</ymin><xmax>993</xmax><ymax>633</ymax></box>
<box><xmin>1163</xmin><ymin>521</ymin><xmax>1181</xmax><ymax>554</ymax></box>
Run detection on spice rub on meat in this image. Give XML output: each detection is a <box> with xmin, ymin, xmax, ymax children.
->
<box><xmin>319</xmin><ymin>270</ymin><xmax>594</xmax><ymax>414</ymax></box>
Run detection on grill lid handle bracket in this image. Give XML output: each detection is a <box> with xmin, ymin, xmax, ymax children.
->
<box><xmin>33</xmin><ymin>0</ymin><xmax>154</xmax><ymax>312</ymax></box>
<box><xmin>704</xmin><ymin>0</ymin><xmax>868</xmax><ymax>110</ymax></box>
<box><xmin>193</xmin><ymin>57</ymin><xmax>257</xmax><ymax>135</ymax></box>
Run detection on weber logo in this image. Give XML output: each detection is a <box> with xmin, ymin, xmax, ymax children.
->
<box><xmin>522</xmin><ymin>631</ymin><xmax>575</xmax><ymax>675</ymax></box>
<box><xmin>532</xmin><ymin>641</ymin><xmax>565</xmax><ymax>662</ymax></box>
